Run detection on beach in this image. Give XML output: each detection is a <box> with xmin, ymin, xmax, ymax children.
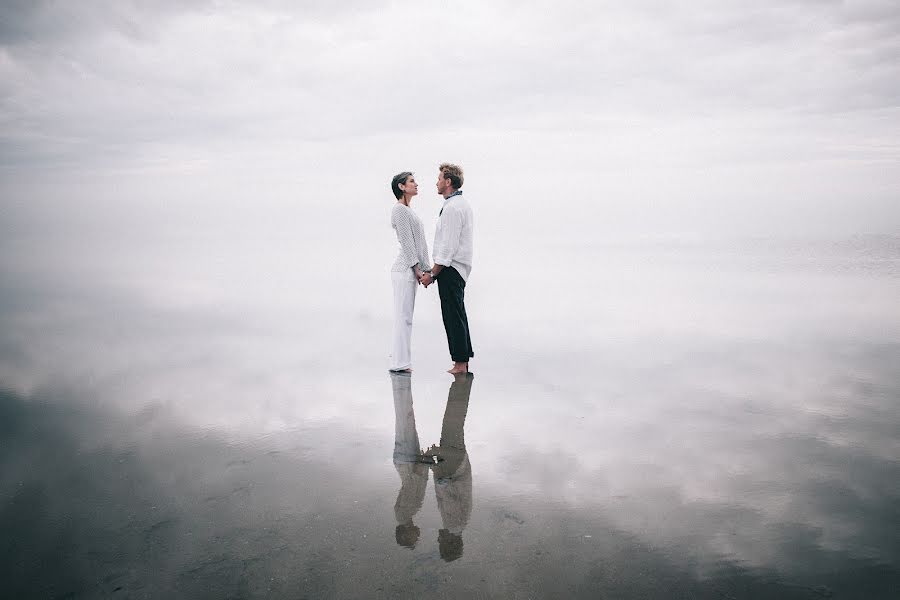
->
<box><xmin>2</xmin><ymin>215</ymin><xmax>898</xmax><ymax>598</ymax></box>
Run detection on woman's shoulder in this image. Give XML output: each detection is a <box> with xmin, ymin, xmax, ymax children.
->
<box><xmin>393</xmin><ymin>203</ymin><xmax>419</xmax><ymax>219</ymax></box>
<box><xmin>392</xmin><ymin>203</ymin><xmax>414</xmax><ymax>228</ymax></box>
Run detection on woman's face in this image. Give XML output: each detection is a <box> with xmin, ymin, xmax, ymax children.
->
<box><xmin>401</xmin><ymin>176</ymin><xmax>418</xmax><ymax>197</ymax></box>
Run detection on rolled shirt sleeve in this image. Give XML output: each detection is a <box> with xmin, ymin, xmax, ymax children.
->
<box><xmin>417</xmin><ymin>240</ymin><xmax>431</xmax><ymax>273</ymax></box>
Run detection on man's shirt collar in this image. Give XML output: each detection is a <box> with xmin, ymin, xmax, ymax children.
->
<box><xmin>443</xmin><ymin>190</ymin><xmax>463</xmax><ymax>202</ymax></box>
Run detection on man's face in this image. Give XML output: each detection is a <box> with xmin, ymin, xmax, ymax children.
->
<box><xmin>436</xmin><ymin>171</ymin><xmax>448</xmax><ymax>196</ymax></box>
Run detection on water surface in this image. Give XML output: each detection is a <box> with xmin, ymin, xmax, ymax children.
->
<box><xmin>1</xmin><ymin>222</ymin><xmax>898</xmax><ymax>599</ymax></box>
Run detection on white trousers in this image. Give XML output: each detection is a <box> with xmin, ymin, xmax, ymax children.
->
<box><xmin>390</xmin><ymin>270</ymin><xmax>418</xmax><ymax>370</ymax></box>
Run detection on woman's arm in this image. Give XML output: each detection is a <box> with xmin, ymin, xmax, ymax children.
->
<box><xmin>393</xmin><ymin>207</ymin><xmax>421</xmax><ymax>274</ymax></box>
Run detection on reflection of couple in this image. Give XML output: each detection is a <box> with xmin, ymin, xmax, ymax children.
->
<box><xmin>391</xmin><ymin>372</ymin><xmax>474</xmax><ymax>562</ymax></box>
<box><xmin>389</xmin><ymin>163</ymin><xmax>474</xmax><ymax>375</ymax></box>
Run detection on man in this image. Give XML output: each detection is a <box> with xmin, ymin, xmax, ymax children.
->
<box><xmin>428</xmin><ymin>372</ymin><xmax>474</xmax><ymax>561</ymax></box>
<box><xmin>419</xmin><ymin>163</ymin><xmax>474</xmax><ymax>374</ymax></box>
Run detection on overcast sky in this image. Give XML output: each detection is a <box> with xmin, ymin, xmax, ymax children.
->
<box><xmin>1</xmin><ymin>0</ymin><xmax>899</xmax><ymax>237</ymax></box>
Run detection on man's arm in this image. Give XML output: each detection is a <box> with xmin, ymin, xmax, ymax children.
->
<box><xmin>426</xmin><ymin>206</ymin><xmax>463</xmax><ymax>286</ymax></box>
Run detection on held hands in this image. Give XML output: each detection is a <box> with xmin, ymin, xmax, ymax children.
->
<box><xmin>418</xmin><ymin>271</ymin><xmax>434</xmax><ymax>288</ymax></box>
<box><xmin>413</xmin><ymin>266</ymin><xmax>434</xmax><ymax>288</ymax></box>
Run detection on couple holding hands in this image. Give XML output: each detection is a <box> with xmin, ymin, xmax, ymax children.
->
<box><xmin>389</xmin><ymin>163</ymin><xmax>474</xmax><ymax>375</ymax></box>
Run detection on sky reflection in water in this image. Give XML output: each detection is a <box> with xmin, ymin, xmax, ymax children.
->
<box><xmin>1</xmin><ymin>231</ymin><xmax>899</xmax><ymax>599</ymax></box>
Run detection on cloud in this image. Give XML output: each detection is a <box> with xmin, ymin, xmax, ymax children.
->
<box><xmin>0</xmin><ymin>0</ymin><xmax>202</xmax><ymax>45</ymax></box>
<box><xmin>0</xmin><ymin>1</ymin><xmax>898</xmax><ymax>236</ymax></box>
<box><xmin>2</xmin><ymin>1</ymin><xmax>898</xmax><ymax>159</ymax></box>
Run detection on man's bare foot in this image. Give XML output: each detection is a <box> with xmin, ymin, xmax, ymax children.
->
<box><xmin>447</xmin><ymin>362</ymin><xmax>468</xmax><ymax>374</ymax></box>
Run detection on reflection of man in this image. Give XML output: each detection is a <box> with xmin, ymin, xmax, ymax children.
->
<box><xmin>427</xmin><ymin>373</ymin><xmax>474</xmax><ymax>561</ymax></box>
<box><xmin>419</xmin><ymin>163</ymin><xmax>474</xmax><ymax>375</ymax></box>
<box><xmin>390</xmin><ymin>372</ymin><xmax>428</xmax><ymax>548</ymax></box>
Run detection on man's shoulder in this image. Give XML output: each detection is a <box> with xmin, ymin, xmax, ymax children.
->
<box><xmin>444</xmin><ymin>195</ymin><xmax>471</xmax><ymax>211</ymax></box>
<box><xmin>445</xmin><ymin>197</ymin><xmax>473</xmax><ymax>219</ymax></box>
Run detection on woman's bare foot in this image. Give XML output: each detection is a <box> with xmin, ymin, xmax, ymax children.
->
<box><xmin>447</xmin><ymin>362</ymin><xmax>468</xmax><ymax>374</ymax></box>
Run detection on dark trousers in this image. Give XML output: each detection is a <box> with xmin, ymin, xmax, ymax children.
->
<box><xmin>436</xmin><ymin>266</ymin><xmax>474</xmax><ymax>363</ymax></box>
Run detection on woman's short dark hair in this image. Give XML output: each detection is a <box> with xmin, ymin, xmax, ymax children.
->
<box><xmin>395</xmin><ymin>523</ymin><xmax>420</xmax><ymax>548</ymax></box>
<box><xmin>391</xmin><ymin>172</ymin><xmax>413</xmax><ymax>200</ymax></box>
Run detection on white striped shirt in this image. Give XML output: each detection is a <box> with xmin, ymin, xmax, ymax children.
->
<box><xmin>391</xmin><ymin>203</ymin><xmax>431</xmax><ymax>273</ymax></box>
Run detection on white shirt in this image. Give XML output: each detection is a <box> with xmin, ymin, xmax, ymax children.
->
<box><xmin>433</xmin><ymin>191</ymin><xmax>474</xmax><ymax>281</ymax></box>
<box><xmin>391</xmin><ymin>203</ymin><xmax>431</xmax><ymax>273</ymax></box>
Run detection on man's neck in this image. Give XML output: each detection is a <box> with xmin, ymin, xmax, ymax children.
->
<box><xmin>442</xmin><ymin>189</ymin><xmax>461</xmax><ymax>200</ymax></box>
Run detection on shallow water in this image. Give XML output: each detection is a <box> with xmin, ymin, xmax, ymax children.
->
<box><xmin>1</xmin><ymin>222</ymin><xmax>899</xmax><ymax>598</ymax></box>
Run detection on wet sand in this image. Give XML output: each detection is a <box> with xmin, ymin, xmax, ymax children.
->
<box><xmin>2</xmin><ymin>234</ymin><xmax>899</xmax><ymax>599</ymax></box>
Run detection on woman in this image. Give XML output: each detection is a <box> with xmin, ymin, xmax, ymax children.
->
<box><xmin>389</xmin><ymin>172</ymin><xmax>432</xmax><ymax>373</ymax></box>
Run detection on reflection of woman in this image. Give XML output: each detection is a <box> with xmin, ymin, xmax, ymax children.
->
<box><xmin>389</xmin><ymin>172</ymin><xmax>432</xmax><ymax>373</ymax></box>
<box><xmin>390</xmin><ymin>372</ymin><xmax>428</xmax><ymax>548</ymax></box>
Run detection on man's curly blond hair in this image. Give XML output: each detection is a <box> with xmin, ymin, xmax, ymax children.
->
<box><xmin>439</xmin><ymin>163</ymin><xmax>464</xmax><ymax>189</ymax></box>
